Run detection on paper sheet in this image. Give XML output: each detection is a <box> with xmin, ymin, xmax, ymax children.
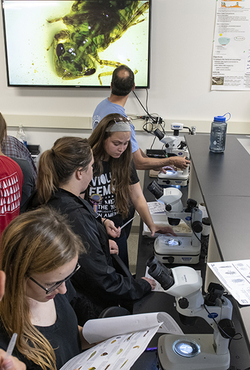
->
<box><xmin>208</xmin><ymin>259</ymin><xmax>250</xmax><ymax>305</ymax></box>
<box><xmin>59</xmin><ymin>312</ymin><xmax>183</xmax><ymax>370</ymax></box>
<box><xmin>147</xmin><ymin>201</ymin><xmax>166</xmax><ymax>214</ymax></box>
<box><xmin>83</xmin><ymin>312</ymin><xmax>183</xmax><ymax>344</ymax></box>
<box><xmin>60</xmin><ymin>325</ymin><xmax>160</xmax><ymax>370</ymax></box>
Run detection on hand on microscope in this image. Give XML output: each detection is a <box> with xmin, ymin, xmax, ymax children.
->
<box><xmin>159</xmin><ymin>166</ymin><xmax>176</xmax><ymax>174</ymax></box>
<box><xmin>167</xmin><ymin>156</ymin><xmax>190</xmax><ymax>170</ymax></box>
<box><xmin>141</xmin><ymin>277</ymin><xmax>157</xmax><ymax>290</ymax></box>
<box><xmin>149</xmin><ymin>224</ymin><xmax>177</xmax><ymax>238</ymax></box>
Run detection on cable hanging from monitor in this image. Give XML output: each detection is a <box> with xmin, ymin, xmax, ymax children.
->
<box><xmin>132</xmin><ymin>90</ymin><xmax>166</xmax><ymax>136</ymax></box>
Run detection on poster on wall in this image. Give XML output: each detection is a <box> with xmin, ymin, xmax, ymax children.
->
<box><xmin>211</xmin><ymin>0</ymin><xmax>250</xmax><ymax>90</ymax></box>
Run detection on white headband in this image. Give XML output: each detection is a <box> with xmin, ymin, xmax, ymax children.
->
<box><xmin>106</xmin><ymin>119</ymin><xmax>131</xmax><ymax>133</ymax></box>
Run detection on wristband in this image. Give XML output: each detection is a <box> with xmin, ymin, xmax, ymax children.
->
<box><xmin>103</xmin><ymin>218</ymin><xmax>107</xmax><ymax>224</ymax></box>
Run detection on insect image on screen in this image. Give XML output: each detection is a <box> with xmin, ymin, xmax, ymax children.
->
<box><xmin>46</xmin><ymin>0</ymin><xmax>150</xmax><ymax>85</ymax></box>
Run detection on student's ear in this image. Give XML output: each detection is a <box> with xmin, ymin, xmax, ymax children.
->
<box><xmin>75</xmin><ymin>168</ymin><xmax>83</xmax><ymax>181</ymax></box>
<box><xmin>132</xmin><ymin>83</ymin><xmax>135</xmax><ymax>91</ymax></box>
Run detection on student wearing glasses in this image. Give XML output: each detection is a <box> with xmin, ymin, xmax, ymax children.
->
<box><xmin>0</xmin><ymin>207</ymin><xmax>90</xmax><ymax>370</ymax></box>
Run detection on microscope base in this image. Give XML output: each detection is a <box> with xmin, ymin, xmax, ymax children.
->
<box><xmin>154</xmin><ymin>235</ymin><xmax>200</xmax><ymax>264</ymax></box>
<box><xmin>158</xmin><ymin>177</ymin><xmax>188</xmax><ymax>187</ymax></box>
<box><xmin>158</xmin><ymin>334</ymin><xmax>230</xmax><ymax>370</ymax></box>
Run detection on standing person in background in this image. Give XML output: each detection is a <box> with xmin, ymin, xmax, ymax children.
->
<box><xmin>0</xmin><ymin>113</ymin><xmax>36</xmax><ymax>212</ymax></box>
<box><xmin>0</xmin><ymin>114</ymin><xmax>37</xmax><ymax>182</ymax></box>
<box><xmin>88</xmin><ymin>113</ymin><xmax>176</xmax><ymax>267</ymax></box>
<box><xmin>0</xmin><ymin>115</ymin><xmax>23</xmax><ymax>236</ymax></box>
<box><xmin>92</xmin><ymin>65</ymin><xmax>190</xmax><ymax>238</ymax></box>
<box><xmin>0</xmin><ymin>207</ymin><xmax>90</xmax><ymax>370</ymax></box>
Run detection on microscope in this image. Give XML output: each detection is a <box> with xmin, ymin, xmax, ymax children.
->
<box><xmin>154</xmin><ymin>123</ymin><xmax>190</xmax><ymax>158</ymax></box>
<box><xmin>148</xmin><ymin>181</ymin><xmax>203</xmax><ymax>264</ymax></box>
<box><xmin>147</xmin><ymin>256</ymin><xmax>235</xmax><ymax>370</ymax></box>
<box><xmin>154</xmin><ymin>123</ymin><xmax>190</xmax><ymax>187</ymax></box>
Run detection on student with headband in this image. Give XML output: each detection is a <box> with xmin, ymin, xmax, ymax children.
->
<box><xmin>92</xmin><ymin>65</ymin><xmax>190</xmax><ymax>241</ymax></box>
<box><xmin>87</xmin><ymin>113</ymin><xmax>176</xmax><ymax>267</ymax></box>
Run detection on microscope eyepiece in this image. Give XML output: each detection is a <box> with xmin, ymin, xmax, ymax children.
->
<box><xmin>147</xmin><ymin>256</ymin><xmax>174</xmax><ymax>290</ymax></box>
<box><xmin>147</xmin><ymin>181</ymin><xmax>163</xmax><ymax>199</ymax></box>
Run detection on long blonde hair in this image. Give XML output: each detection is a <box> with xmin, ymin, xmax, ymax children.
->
<box><xmin>0</xmin><ymin>207</ymin><xmax>85</xmax><ymax>370</ymax></box>
<box><xmin>88</xmin><ymin>113</ymin><xmax>133</xmax><ymax>218</ymax></box>
<box><xmin>37</xmin><ymin>137</ymin><xmax>92</xmax><ymax>204</ymax></box>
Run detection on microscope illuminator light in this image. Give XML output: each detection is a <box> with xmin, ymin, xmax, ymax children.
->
<box><xmin>172</xmin><ymin>339</ymin><xmax>201</xmax><ymax>358</ymax></box>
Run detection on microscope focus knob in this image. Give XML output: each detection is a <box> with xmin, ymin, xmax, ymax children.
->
<box><xmin>178</xmin><ymin>297</ymin><xmax>189</xmax><ymax>309</ymax></box>
<box><xmin>166</xmin><ymin>204</ymin><xmax>172</xmax><ymax>212</ymax></box>
<box><xmin>167</xmin><ymin>256</ymin><xmax>174</xmax><ymax>264</ymax></box>
<box><xmin>192</xmin><ymin>220</ymin><xmax>203</xmax><ymax>233</ymax></box>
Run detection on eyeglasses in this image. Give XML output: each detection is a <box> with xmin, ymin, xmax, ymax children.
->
<box><xmin>29</xmin><ymin>262</ymin><xmax>80</xmax><ymax>295</ymax></box>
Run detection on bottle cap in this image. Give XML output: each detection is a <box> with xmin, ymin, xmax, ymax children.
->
<box><xmin>214</xmin><ymin>116</ymin><xmax>226</xmax><ymax>122</ymax></box>
<box><xmin>202</xmin><ymin>217</ymin><xmax>211</xmax><ymax>226</ymax></box>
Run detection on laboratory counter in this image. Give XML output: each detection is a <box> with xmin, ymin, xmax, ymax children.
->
<box><xmin>131</xmin><ymin>134</ymin><xmax>250</xmax><ymax>369</ymax></box>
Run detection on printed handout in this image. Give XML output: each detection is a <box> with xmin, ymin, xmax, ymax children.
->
<box><xmin>208</xmin><ymin>259</ymin><xmax>250</xmax><ymax>305</ymax></box>
<box><xmin>59</xmin><ymin>312</ymin><xmax>183</xmax><ymax>370</ymax></box>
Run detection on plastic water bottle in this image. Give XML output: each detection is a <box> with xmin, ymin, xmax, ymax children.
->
<box><xmin>16</xmin><ymin>125</ymin><xmax>27</xmax><ymax>147</ymax></box>
<box><xmin>209</xmin><ymin>113</ymin><xmax>231</xmax><ymax>153</ymax></box>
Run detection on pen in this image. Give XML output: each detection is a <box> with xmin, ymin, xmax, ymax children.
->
<box><xmin>145</xmin><ymin>346</ymin><xmax>157</xmax><ymax>352</ymax></box>
<box><xmin>120</xmin><ymin>216</ymin><xmax>136</xmax><ymax>230</ymax></box>
<box><xmin>6</xmin><ymin>333</ymin><xmax>17</xmax><ymax>358</ymax></box>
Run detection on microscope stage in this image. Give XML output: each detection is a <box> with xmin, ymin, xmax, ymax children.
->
<box><xmin>154</xmin><ymin>235</ymin><xmax>200</xmax><ymax>264</ymax></box>
<box><xmin>143</xmin><ymin>215</ymin><xmax>191</xmax><ymax>238</ymax></box>
<box><xmin>158</xmin><ymin>334</ymin><xmax>230</xmax><ymax>370</ymax></box>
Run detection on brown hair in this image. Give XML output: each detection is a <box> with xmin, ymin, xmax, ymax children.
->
<box><xmin>88</xmin><ymin>113</ymin><xmax>133</xmax><ymax>218</ymax></box>
<box><xmin>37</xmin><ymin>137</ymin><xmax>92</xmax><ymax>204</ymax></box>
<box><xmin>0</xmin><ymin>206</ymin><xmax>85</xmax><ymax>370</ymax></box>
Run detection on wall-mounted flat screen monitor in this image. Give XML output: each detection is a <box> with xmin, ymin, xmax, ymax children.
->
<box><xmin>1</xmin><ymin>0</ymin><xmax>151</xmax><ymax>88</ymax></box>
